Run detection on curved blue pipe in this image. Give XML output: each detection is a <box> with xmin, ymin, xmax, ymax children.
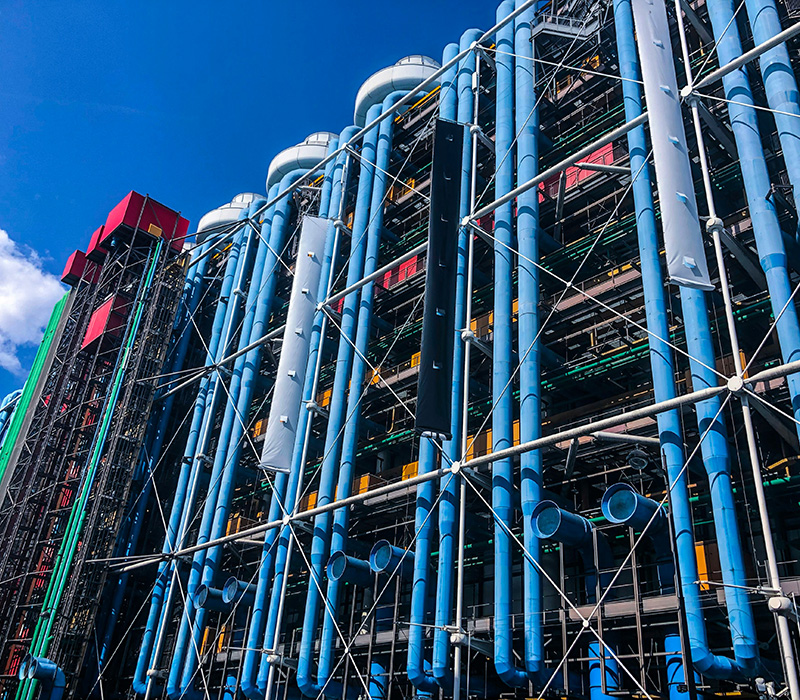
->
<box><xmin>295</xmin><ymin>106</ymin><xmax>381</xmax><ymax>699</ymax></box>
<box><xmin>242</xmin><ymin>135</ymin><xmax>343</xmax><ymax>700</ymax></box>
<box><xmin>431</xmin><ymin>29</ymin><xmax>482</xmax><ymax>693</ymax></box>
<box><xmin>492</xmin><ymin>1</ymin><xmax>528</xmax><ymax>687</ymax></box>
<box><xmin>317</xmin><ymin>89</ymin><xmax>413</xmax><ymax>696</ymax></box>
<box><xmin>133</xmin><ymin>203</ymin><xmax>259</xmax><ymax>696</ymax></box>
<box><xmin>172</xmin><ymin>173</ymin><xmax>311</xmax><ymax>698</ymax></box>
<box><xmin>705</xmin><ymin>0</ymin><xmax>800</xmax><ymax>432</ymax></box>
<box><xmin>613</xmin><ymin>0</ymin><xmax>758</xmax><ymax>679</ymax></box>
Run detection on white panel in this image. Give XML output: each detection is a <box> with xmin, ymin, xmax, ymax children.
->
<box><xmin>632</xmin><ymin>0</ymin><xmax>713</xmax><ymax>290</ymax></box>
<box><xmin>259</xmin><ymin>216</ymin><xmax>328</xmax><ymax>473</ymax></box>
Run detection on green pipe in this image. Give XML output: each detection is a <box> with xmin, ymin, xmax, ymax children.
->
<box><xmin>0</xmin><ymin>293</ymin><xmax>70</xmax><ymax>501</ymax></box>
<box><xmin>17</xmin><ymin>239</ymin><xmax>164</xmax><ymax>700</ymax></box>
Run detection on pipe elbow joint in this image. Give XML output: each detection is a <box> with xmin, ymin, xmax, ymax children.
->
<box><xmin>494</xmin><ymin>660</ymin><xmax>529</xmax><ymax>688</ymax></box>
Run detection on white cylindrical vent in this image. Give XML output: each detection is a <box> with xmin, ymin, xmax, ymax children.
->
<box><xmin>259</xmin><ymin>216</ymin><xmax>328</xmax><ymax>473</ymax></box>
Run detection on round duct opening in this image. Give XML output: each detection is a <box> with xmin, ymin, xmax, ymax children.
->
<box><xmin>533</xmin><ymin>503</ymin><xmax>562</xmax><ymax>539</ymax></box>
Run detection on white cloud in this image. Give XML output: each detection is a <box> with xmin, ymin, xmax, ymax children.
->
<box><xmin>0</xmin><ymin>229</ymin><xmax>64</xmax><ymax>375</ymax></box>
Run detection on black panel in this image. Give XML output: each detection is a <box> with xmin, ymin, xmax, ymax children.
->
<box><xmin>415</xmin><ymin>118</ymin><xmax>465</xmax><ymax>439</ymax></box>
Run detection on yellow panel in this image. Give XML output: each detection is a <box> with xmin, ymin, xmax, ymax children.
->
<box><xmin>147</xmin><ymin>223</ymin><xmax>163</xmax><ymax>238</ymax></box>
<box><xmin>402</xmin><ymin>462</ymin><xmax>419</xmax><ymax>481</ymax></box>
<box><xmin>411</xmin><ymin>352</ymin><xmax>420</xmax><ymax>368</ymax></box>
<box><xmin>696</xmin><ymin>543</ymin><xmax>709</xmax><ymax>590</ymax></box>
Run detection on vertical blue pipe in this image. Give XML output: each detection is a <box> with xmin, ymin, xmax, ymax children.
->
<box><xmin>743</xmin><ymin>0</ymin><xmax>800</xmax><ymax>197</ymax></box>
<box><xmin>665</xmin><ymin>633</ymin><xmax>701</xmax><ymax>700</ymax></box>
<box><xmin>295</xmin><ymin>106</ymin><xmax>381</xmax><ymax>698</ymax></box>
<box><xmin>133</xmin><ymin>210</ymin><xmax>255</xmax><ymax>695</ymax></box>
<box><xmin>513</xmin><ymin>0</ymin><xmax>548</xmax><ymax>685</ymax></box>
<box><xmin>253</xmin><ymin>132</ymin><xmax>356</xmax><ymax>700</ymax></box>
<box><xmin>242</xmin><ymin>136</ymin><xmax>343</xmax><ymax>700</ymax></box>
<box><xmin>172</xmin><ymin>174</ymin><xmax>309</xmax><ymax>697</ymax></box>
<box><xmin>588</xmin><ymin>642</ymin><xmax>620</xmax><ymax>700</ymax></box>
<box><xmin>615</xmin><ymin>0</ymin><xmax>758</xmax><ymax>677</ymax></box>
<box><xmin>492</xmin><ymin>0</ymin><xmax>528</xmax><ymax>688</ymax></box>
<box><xmin>317</xmin><ymin>91</ymin><xmax>410</xmax><ymax>694</ymax></box>
<box><xmin>705</xmin><ymin>0</ymin><xmax>800</xmax><ymax>434</ymax></box>
<box><xmin>100</xmin><ymin>238</ymin><xmax>212</xmax><ymax>671</ymax></box>
<box><xmin>431</xmin><ymin>29</ymin><xmax>481</xmax><ymax>693</ymax></box>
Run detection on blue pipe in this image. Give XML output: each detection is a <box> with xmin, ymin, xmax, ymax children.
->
<box><xmin>743</xmin><ymin>0</ymin><xmax>800</xmax><ymax>200</ymax></box>
<box><xmin>242</xmin><ymin>136</ymin><xmax>343</xmax><ymax>700</ymax></box>
<box><xmin>295</xmin><ymin>106</ymin><xmax>381</xmax><ymax>699</ymax></box>
<box><xmin>613</xmin><ymin>0</ymin><xmax>758</xmax><ymax>679</ymax></box>
<box><xmin>514</xmin><ymin>0</ymin><xmax>550</xmax><ymax>686</ymax></box>
<box><xmin>431</xmin><ymin>30</ymin><xmax>481</xmax><ymax>693</ymax></box>
<box><xmin>133</xmin><ymin>203</ymin><xmax>260</xmax><ymax>696</ymax></box>
<box><xmin>172</xmin><ymin>173</ymin><xmax>310</xmax><ymax>698</ymax></box>
<box><xmin>492</xmin><ymin>1</ymin><xmax>528</xmax><ymax>687</ymax></box>
<box><xmin>20</xmin><ymin>656</ymin><xmax>65</xmax><ymax>700</ymax></box>
<box><xmin>588</xmin><ymin>642</ymin><xmax>620</xmax><ymax>700</ymax></box>
<box><xmin>705</xmin><ymin>0</ymin><xmax>800</xmax><ymax>434</ymax></box>
<box><xmin>316</xmin><ymin>90</ymin><xmax>411</xmax><ymax>696</ymax></box>
<box><xmin>666</xmin><ymin>633</ymin><xmax>700</xmax><ymax>700</ymax></box>
<box><xmin>101</xmin><ymin>238</ymin><xmax>212</xmax><ymax>672</ymax></box>
<box><xmin>369</xmin><ymin>660</ymin><xmax>389</xmax><ymax>700</ymax></box>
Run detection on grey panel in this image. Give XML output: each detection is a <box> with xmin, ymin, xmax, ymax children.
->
<box><xmin>632</xmin><ymin>0</ymin><xmax>713</xmax><ymax>290</ymax></box>
<box><xmin>260</xmin><ymin>216</ymin><xmax>328</xmax><ymax>473</ymax></box>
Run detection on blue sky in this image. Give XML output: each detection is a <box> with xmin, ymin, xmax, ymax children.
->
<box><xmin>0</xmin><ymin>0</ymin><xmax>495</xmax><ymax>397</ymax></box>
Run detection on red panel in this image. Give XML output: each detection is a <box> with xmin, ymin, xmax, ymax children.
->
<box><xmin>86</xmin><ymin>225</ymin><xmax>108</xmax><ymax>262</ymax></box>
<box><xmin>81</xmin><ymin>295</ymin><xmax>128</xmax><ymax>351</ymax></box>
<box><xmin>61</xmin><ymin>250</ymin><xmax>87</xmax><ymax>287</ymax></box>
<box><xmin>102</xmin><ymin>191</ymin><xmax>189</xmax><ymax>252</ymax></box>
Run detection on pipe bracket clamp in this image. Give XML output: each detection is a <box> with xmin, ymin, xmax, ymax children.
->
<box><xmin>727</xmin><ymin>375</ymin><xmax>746</xmax><ymax>394</ymax></box>
<box><xmin>768</xmin><ymin>595</ymin><xmax>793</xmax><ymax>615</ymax></box>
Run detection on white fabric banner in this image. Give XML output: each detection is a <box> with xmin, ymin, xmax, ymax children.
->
<box><xmin>259</xmin><ymin>216</ymin><xmax>328</xmax><ymax>473</ymax></box>
<box><xmin>632</xmin><ymin>0</ymin><xmax>713</xmax><ymax>290</ymax></box>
